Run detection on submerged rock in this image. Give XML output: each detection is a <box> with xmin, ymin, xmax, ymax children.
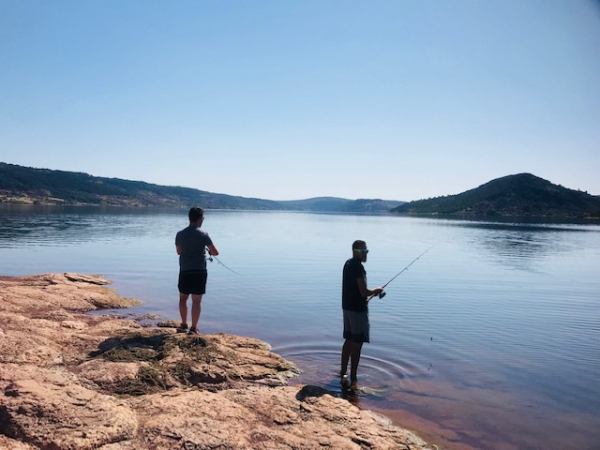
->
<box><xmin>0</xmin><ymin>273</ymin><xmax>433</xmax><ymax>449</ymax></box>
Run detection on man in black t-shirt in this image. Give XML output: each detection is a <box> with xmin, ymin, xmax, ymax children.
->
<box><xmin>175</xmin><ymin>206</ymin><xmax>219</xmax><ymax>335</ymax></box>
<box><xmin>341</xmin><ymin>240</ymin><xmax>383</xmax><ymax>391</ymax></box>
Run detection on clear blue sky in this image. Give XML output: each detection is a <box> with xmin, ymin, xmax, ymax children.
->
<box><xmin>1</xmin><ymin>1</ymin><xmax>599</xmax><ymax>201</ymax></box>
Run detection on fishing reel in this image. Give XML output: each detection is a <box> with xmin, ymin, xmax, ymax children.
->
<box><xmin>367</xmin><ymin>290</ymin><xmax>386</xmax><ymax>302</ymax></box>
<box><xmin>204</xmin><ymin>247</ymin><xmax>239</xmax><ymax>275</ymax></box>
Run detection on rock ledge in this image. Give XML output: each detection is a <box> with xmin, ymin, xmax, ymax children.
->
<box><xmin>0</xmin><ymin>273</ymin><xmax>433</xmax><ymax>449</ymax></box>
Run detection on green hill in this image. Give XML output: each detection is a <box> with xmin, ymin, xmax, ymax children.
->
<box><xmin>277</xmin><ymin>197</ymin><xmax>351</xmax><ymax>212</ymax></box>
<box><xmin>278</xmin><ymin>197</ymin><xmax>404</xmax><ymax>213</ymax></box>
<box><xmin>0</xmin><ymin>162</ymin><xmax>282</xmax><ymax>209</ymax></box>
<box><xmin>0</xmin><ymin>162</ymin><xmax>404</xmax><ymax>212</ymax></box>
<box><xmin>391</xmin><ymin>173</ymin><xmax>600</xmax><ymax>219</ymax></box>
<box><xmin>338</xmin><ymin>198</ymin><xmax>404</xmax><ymax>213</ymax></box>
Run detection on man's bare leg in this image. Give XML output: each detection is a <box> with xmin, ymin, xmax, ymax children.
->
<box><xmin>179</xmin><ymin>292</ymin><xmax>189</xmax><ymax>325</ymax></box>
<box><xmin>341</xmin><ymin>339</ymin><xmax>352</xmax><ymax>385</ymax></box>
<box><xmin>350</xmin><ymin>341</ymin><xmax>363</xmax><ymax>390</ymax></box>
<box><xmin>190</xmin><ymin>294</ymin><xmax>203</xmax><ymax>330</ymax></box>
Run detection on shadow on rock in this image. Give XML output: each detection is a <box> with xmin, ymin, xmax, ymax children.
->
<box><xmin>90</xmin><ymin>331</ymin><xmax>207</xmax><ymax>362</ymax></box>
<box><xmin>82</xmin><ymin>330</ymin><xmax>300</xmax><ymax>397</ymax></box>
<box><xmin>296</xmin><ymin>385</ymin><xmax>337</xmax><ymax>401</ymax></box>
<box><xmin>85</xmin><ymin>331</ymin><xmax>226</xmax><ymax>395</ymax></box>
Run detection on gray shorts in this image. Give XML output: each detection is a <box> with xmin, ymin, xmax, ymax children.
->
<box><xmin>343</xmin><ymin>309</ymin><xmax>370</xmax><ymax>343</ymax></box>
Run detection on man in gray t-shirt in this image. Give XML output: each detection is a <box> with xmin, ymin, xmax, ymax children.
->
<box><xmin>175</xmin><ymin>206</ymin><xmax>219</xmax><ymax>335</ymax></box>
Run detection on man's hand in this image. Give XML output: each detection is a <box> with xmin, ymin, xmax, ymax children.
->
<box><xmin>367</xmin><ymin>287</ymin><xmax>386</xmax><ymax>302</ymax></box>
<box><xmin>371</xmin><ymin>287</ymin><xmax>384</xmax><ymax>297</ymax></box>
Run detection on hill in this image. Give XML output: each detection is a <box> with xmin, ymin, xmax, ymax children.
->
<box><xmin>278</xmin><ymin>197</ymin><xmax>404</xmax><ymax>213</ymax></box>
<box><xmin>277</xmin><ymin>197</ymin><xmax>351</xmax><ymax>212</ymax></box>
<box><xmin>0</xmin><ymin>162</ymin><xmax>403</xmax><ymax>212</ymax></box>
<box><xmin>338</xmin><ymin>198</ymin><xmax>404</xmax><ymax>213</ymax></box>
<box><xmin>0</xmin><ymin>162</ymin><xmax>281</xmax><ymax>209</ymax></box>
<box><xmin>391</xmin><ymin>173</ymin><xmax>600</xmax><ymax>219</ymax></box>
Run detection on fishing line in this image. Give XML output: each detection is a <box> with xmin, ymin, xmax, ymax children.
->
<box><xmin>368</xmin><ymin>244</ymin><xmax>435</xmax><ymax>302</ymax></box>
<box><xmin>206</xmin><ymin>249</ymin><xmax>240</xmax><ymax>275</ymax></box>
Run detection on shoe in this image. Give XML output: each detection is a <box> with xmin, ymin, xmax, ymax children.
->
<box><xmin>350</xmin><ymin>381</ymin><xmax>358</xmax><ymax>392</ymax></box>
<box><xmin>176</xmin><ymin>323</ymin><xmax>189</xmax><ymax>333</ymax></box>
<box><xmin>188</xmin><ymin>326</ymin><xmax>200</xmax><ymax>336</ymax></box>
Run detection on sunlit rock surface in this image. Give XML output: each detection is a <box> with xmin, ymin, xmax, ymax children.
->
<box><xmin>0</xmin><ymin>273</ymin><xmax>433</xmax><ymax>449</ymax></box>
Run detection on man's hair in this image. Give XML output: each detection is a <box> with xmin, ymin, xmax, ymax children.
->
<box><xmin>188</xmin><ymin>206</ymin><xmax>204</xmax><ymax>223</ymax></box>
<box><xmin>352</xmin><ymin>240</ymin><xmax>366</xmax><ymax>250</ymax></box>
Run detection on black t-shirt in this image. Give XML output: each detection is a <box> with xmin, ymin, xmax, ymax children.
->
<box><xmin>342</xmin><ymin>257</ymin><xmax>367</xmax><ymax>312</ymax></box>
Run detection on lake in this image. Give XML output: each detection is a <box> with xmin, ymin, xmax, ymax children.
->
<box><xmin>1</xmin><ymin>204</ymin><xmax>599</xmax><ymax>450</ymax></box>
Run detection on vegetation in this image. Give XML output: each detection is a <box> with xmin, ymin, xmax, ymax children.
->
<box><xmin>277</xmin><ymin>197</ymin><xmax>351</xmax><ymax>212</ymax></box>
<box><xmin>278</xmin><ymin>197</ymin><xmax>403</xmax><ymax>212</ymax></box>
<box><xmin>338</xmin><ymin>198</ymin><xmax>403</xmax><ymax>213</ymax></box>
<box><xmin>11</xmin><ymin>163</ymin><xmax>595</xmax><ymax>219</ymax></box>
<box><xmin>391</xmin><ymin>173</ymin><xmax>600</xmax><ymax>219</ymax></box>
<box><xmin>0</xmin><ymin>162</ymin><xmax>286</xmax><ymax>209</ymax></box>
<box><xmin>0</xmin><ymin>162</ymin><xmax>401</xmax><ymax>212</ymax></box>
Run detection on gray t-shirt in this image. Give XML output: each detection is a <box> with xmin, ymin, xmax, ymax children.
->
<box><xmin>175</xmin><ymin>225</ymin><xmax>213</xmax><ymax>272</ymax></box>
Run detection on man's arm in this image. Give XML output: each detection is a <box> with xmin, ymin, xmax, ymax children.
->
<box><xmin>176</xmin><ymin>245</ymin><xmax>181</xmax><ymax>255</ymax></box>
<box><xmin>207</xmin><ymin>244</ymin><xmax>219</xmax><ymax>256</ymax></box>
<box><xmin>356</xmin><ymin>276</ymin><xmax>383</xmax><ymax>298</ymax></box>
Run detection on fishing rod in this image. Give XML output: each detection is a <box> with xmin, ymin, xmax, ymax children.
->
<box><xmin>367</xmin><ymin>244</ymin><xmax>435</xmax><ymax>302</ymax></box>
<box><xmin>206</xmin><ymin>249</ymin><xmax>240</xmax><ymax>275</ymax></box>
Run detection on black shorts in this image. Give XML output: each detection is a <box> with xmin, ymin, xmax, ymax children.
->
<box><xmin>178</xmin><ymin>270</ymin><xmax>207</xmax><ymax>295</ymax></box>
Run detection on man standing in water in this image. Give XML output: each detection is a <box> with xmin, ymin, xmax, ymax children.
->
<box><xmin>175</xmin><ymin>206</ymin><xmax>219</xmax><ymax>335</ymax></box>
<box><xmin>341</xmin><ymin>240</ymin><xmax>384</xmax><ymax>391</ymax></box>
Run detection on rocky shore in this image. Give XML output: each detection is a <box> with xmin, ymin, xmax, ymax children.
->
<box><xmin>0</xmin><ymin>273</ymin><xmax>433</xmax><ymax>450</ymax></box>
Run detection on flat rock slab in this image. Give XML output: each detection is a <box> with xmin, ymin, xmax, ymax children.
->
<box><xmin>0</xmin><ymin>364</ymin><xmax>138</xmax><ymax>450</ymax></box>
<box><xmin>0</xmin><ymin>273</ymin><xmax>433</xmax><ymax>449</ymax></box>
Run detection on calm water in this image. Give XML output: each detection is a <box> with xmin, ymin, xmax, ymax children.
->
<box><xmin>1</xmin><ymin>204</ymin><xmax>599</xmax><ymax>450</ymax></box>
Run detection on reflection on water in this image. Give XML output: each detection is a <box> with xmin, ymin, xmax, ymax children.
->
<box><xmin>1</xmin><ymin>205</ymin><xmax>599</xmax><ymax>450</ymax></box>
<box><xmin>444</xmin><ymin>220</ymin><xmax>597</xmax><ymax>274</ymax></box>
<box><xmin>0</xmin><ymin>204</ymin><xmax>180</xmax><ymax>246</ymax></box>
